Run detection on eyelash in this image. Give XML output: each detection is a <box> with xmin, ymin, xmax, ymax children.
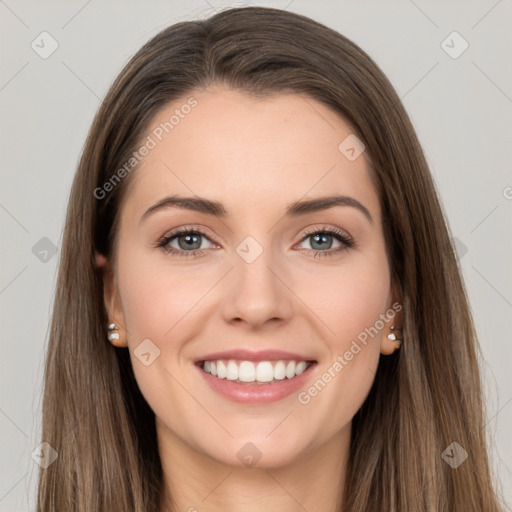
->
<box><xmin>156</xmin><ymin>225</ymin><xmax>354</xmax><ymax>259</ymax></box>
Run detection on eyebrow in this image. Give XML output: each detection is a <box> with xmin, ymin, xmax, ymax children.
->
<box><xmin>139</xmin><ymin>194</ymin><xmax>374</xmax><ymax>225</ymax></box>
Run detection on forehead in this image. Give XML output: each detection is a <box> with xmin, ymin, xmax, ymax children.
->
<box><xmin>121</xmin><ymin>86</ymin><xmax>379</xmax><ymax>223</ymax></box>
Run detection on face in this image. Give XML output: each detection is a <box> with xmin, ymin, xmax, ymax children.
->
<box><xmin>98</xmin><ymin>85</ymin><xmax>401</xmax><ymax>469</ymax></box>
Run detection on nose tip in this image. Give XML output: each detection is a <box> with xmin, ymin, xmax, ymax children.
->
<box><xmin>221</xmin><ymin>253</ymin><xmax>293</xmax><ymax>329</ymax></box>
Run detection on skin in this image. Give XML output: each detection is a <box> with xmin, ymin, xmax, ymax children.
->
<box><xmin>96</xmin><ymin>85</ymin><xmax>402</xmax><ymax>512</ymax></box>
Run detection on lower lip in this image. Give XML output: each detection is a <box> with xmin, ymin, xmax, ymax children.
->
<box><xmin>195</xmin><ymin>362</ymin><xmax>317</xmax><ymax>404</ymax></box>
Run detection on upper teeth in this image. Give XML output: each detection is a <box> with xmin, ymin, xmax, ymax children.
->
<box><xmin>202</xmin><ymin>360</ymin><xmax>311</xmax><ymax>383</ymax></box>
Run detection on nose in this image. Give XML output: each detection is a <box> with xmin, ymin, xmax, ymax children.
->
<box><xmin>220</xmin><ymin>245</ymin><xmax>294</xmax><ymax>330</ymax></box>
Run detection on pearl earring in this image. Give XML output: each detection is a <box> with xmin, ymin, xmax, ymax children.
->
<box><xmin>107</xmin><ymin>323</ymin><xmax>120</xmax><ymax>342</ymax></box>
<box><xmin>387</xmin><ymin>325</ymin><xmax>402</xmax><ymax>348</ymax></box>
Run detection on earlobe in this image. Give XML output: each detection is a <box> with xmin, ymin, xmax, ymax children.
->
<box><xmin>94</xmin><ymin>251</ymin><xmax>128</xmax><ymax>348</ymax></box>
<box><xmin>107</xmin><ymin>322</ymin><xmax>127</xmax><ymax>348</ymax></box>
<box><xmin>95</xmin><ymin>252</ymin><xmax>108</xmax><ymax>269</ymax></box>
<box><xmin>380</xmin><ymin>326</ymin><xmax>402</xmax><ymax>355</ymax></box>
<box><xmin>380</xmin><ymin>279</ymin><xmax>403</xmax><ymax>355</ymax></box>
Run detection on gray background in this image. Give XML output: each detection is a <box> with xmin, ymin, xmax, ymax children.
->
<box><xmin>1</xmin><ymin>0</ymin><xmax>511</xmax><ymax>510</ymax></box>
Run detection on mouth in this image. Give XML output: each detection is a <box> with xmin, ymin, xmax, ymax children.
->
<box><xmin>195</xmin><ymin>358</ymin><xmax>317</xmax><ymax>385</ymax></box>
<box><xmin>193</xmin><ymin>355</ymin><xmax>318</xmax><ymax>404</ymax></box>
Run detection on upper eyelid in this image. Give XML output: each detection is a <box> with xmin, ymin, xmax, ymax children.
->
<box><xmin>162</xmin><ymin>226</ymin><xmax>218</xmax><ymax>245</ymax></box>
<box><xmin>161</xmin><ymin>225</ymin><xmax>352</xmax><ymax>247</ymax></box>
<box><xmin>301</xmin><ymin>225</ymin><xmax>352</xmax><ymax>239</ymax></box>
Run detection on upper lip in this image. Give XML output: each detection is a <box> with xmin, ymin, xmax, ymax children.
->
<box><xmin>194</xmin><ymin>349</ymin><xmax>317</xmax><ymax>364</ymax></box>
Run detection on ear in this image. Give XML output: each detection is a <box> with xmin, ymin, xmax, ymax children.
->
<box><xmin>380</xmin><ymin>278</ymin><xmax>403</xmax><ymax>356</ymax></box>
<box><xmin>95</xmin><ymin>252</ymin><xmax>128</xmax><ymax>347</ymax></box>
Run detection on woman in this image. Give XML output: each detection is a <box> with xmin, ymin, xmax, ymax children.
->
<box><xmin>36</xmin><ymin>6</ymin><xmax>504</xmax><ymax>511</ymax></box>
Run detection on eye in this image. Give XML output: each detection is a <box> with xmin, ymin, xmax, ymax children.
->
<box><xmin>295</xmin><ymin>227</ymin><xmax>354</xmax><ymax>258</ymax></box>
<box><xmin>156</xmin><ymin>227</ymin><xmax>216</xmax><ymax>258</ymax></box>
<box><xmin>156</xmin><ymin>226</ymin><xmax>354</xmax><ymax>259</ymax></box>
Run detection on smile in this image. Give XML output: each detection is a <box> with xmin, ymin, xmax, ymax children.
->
<box><xmin>195</xmin><ymin>358</ymin><xmax>318</xmax><ymax>404</ymax></box>
<box><xmin>199</xmin><ymin>359</ymin><xmax>314</xmax><ymax>384</ymax></box>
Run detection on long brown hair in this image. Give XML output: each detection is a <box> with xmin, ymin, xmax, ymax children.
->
<box><xmin>37</xmin><ymin>6</ymin><xmax>503</xmax><ymax>511</ymax></box>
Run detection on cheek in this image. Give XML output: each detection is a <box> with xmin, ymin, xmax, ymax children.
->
<box><xmin>303</xmin><ymin>254</ymin><xmax>391</xmax><ymax>351</ymax></box>
<box><xmin>115</xmin><ymin>250</ymin><xmax>209</xmax><ymax>415</ymax></box>
<box><xmin>118</xmin><ymin>251</ymin><xmax>210</xmax><ymax>342</ymax></box>
<box><xmin>295</xmin><ymin>251</ymin><xmax>390</xmax><ymax>411</ymax></box>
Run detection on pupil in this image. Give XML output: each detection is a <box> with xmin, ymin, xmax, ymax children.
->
<box><xmin>311</xmin><ymin>233</ymin><xmax>332</xmax><ymax>250</ymax></box>
<box><xmin>179</xmin><ymin>234</ymin><xmax>200</xmax><ymax>250</ymax></box>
